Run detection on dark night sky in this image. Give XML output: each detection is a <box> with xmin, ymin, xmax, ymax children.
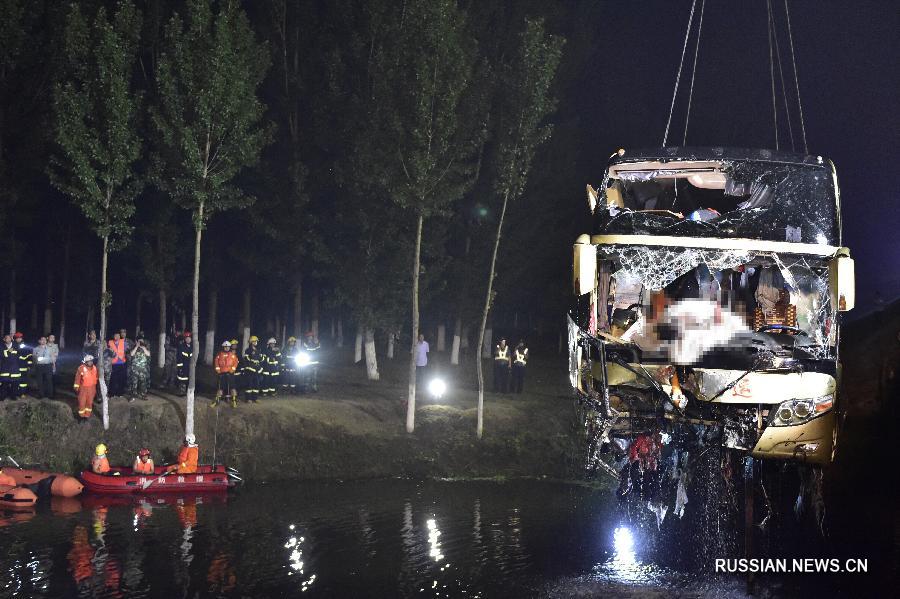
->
<box><xmin>553</xmin><ymin>0</ymin><xmax>898</xmax><ymax>314</ymax></box>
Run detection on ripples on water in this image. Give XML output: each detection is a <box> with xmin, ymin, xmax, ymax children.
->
<box><xmin>0</xmin><ymin>478</ymin><xmax>862</xmax><ymax>598</ymax></box>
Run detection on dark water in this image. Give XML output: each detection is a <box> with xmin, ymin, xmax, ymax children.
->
<box><xmin>0</xmin><ymin>478</ymin><xmax>890</xmax><ymax>598</ymax></box>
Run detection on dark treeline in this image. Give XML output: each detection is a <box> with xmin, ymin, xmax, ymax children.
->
<box><xmin>1</xmin><ymin>0</ymin><xmax>602</xmax><ymax>431</ymax></box>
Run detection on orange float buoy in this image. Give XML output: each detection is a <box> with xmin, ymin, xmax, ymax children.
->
<box><xmin>0</xmin><ymin>484</ymin><xmax>38</xmax><ymax>509</ymax></box>
<box><xmin>4</xmin><ymin>468</ymin><xmax>84</xmax><ymax>498</ymax></box>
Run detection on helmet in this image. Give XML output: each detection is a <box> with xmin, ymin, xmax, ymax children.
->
<box><xmin>83</xmin><ymin>354</ymin><xmax>95</xmax><ymax>363</ymax></box>
<box><xmin>305</xmin><ymin>331</ymin><xmax>314</xmax><ymax>337</ymax></box>
<box><xmin>95</xmin><ymin>443</ymin><xmax>107</xmax><ymax>456</ymax></box>
<box><xmin>267</xmin><ymin>337</ymin><xmax>276</xmax><ymax>345</ymax></box>
<box><xmin>288</xmin><ymin>336</ymin><xmax>297</xmax><ymax>342</ymax></box>
<box><xmin>138</xmin><ymin>448</ymin><xmax>151</xmax><ymax>457</ymax></box>
<box><xmin>185</xmin><ymin>434</ymin><xmax>196</xmax><ymax>446</ymax></box>
<box><xmin>13</xmin><ymin>331</ymin><xmax>22</xmax><ymax>338</ymax></box>
<box><xmin>249</xmin><ymin>335</ymin><xmax>259</xmax><ymax>343</ymax></box>
<box><xmin>183</xmin><ymin>331</ymin><xmax>192</xmax><ymax>338</ymax></box>
<box><xmin>230</xmin><ymin>339</ymin><xmax>239</xmax><ymax>346</ymax></box>
<box><xmin>222</xmin><ymin>341</ymin><xmax>231</xmax><ymax>348</ymax></box>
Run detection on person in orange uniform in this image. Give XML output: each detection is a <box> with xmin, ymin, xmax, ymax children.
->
<box><xmin>0</xmin><ymin>467</ymin><xmax>15</xmax><ymax>486</ymax></box>
<box><xmin>73</xmin><ymin>354</ymin><xmax>99</xmax><ymax>421</ymax></box>
<box><xmin>132</xmin><ymin>448</ymin><xmax>154</xmax><ymax>474</ymax></box>
<box><xmin>167</xmin><ymin>434</ymin><xmax>199</xmax><ymax>474</ymax></box>
<box><xmin>92</xmin><ymin>444</ymin><xmax>110</xmax><ymax>474</ymax></box>
<box><xmin>212</xmin><ymin>341</ymin><xmax>240</xmax><ymax>408</ymax></box>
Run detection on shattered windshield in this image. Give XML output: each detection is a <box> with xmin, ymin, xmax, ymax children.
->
<box><xmin>596</xmin><ymin>159</ymin><xmax>839</xmax><ymax>245</ymax></box>
<box><xmin>596</xmin><ymin>246</ymin><xmax>836</xmax><ymax>365</ymax></box>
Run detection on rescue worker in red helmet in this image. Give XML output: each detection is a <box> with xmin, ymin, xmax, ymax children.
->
<box><xmin>132</xmin><ymin>448</ymin><xmax>154</xmax><ymax>475</ymax></box>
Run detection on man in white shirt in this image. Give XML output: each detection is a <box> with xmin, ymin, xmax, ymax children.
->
<box><xmin>415</xmin><ymin>333</ymin><xmax>429</xmax><ymax>385</ymax></box>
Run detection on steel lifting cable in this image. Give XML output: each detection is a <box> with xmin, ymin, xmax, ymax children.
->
<box><xmin>662</xmin><ymin>0</ymin><xmax>698</xmax><ymax>147</ymax></box>
<box><xmin>784</xmin><ymin>0</ymin><xmax>808</xmax><ymax>154</ymax></box>
<box><xmin>766</xmin><ymin>0</ymin><xmax>779</xmax><ymax>151</ymax></box>
<box><xmin>771</xmin><ymin>1</ymin><xmax>796</xmax><ymax>151</ymax></box>
<box><xmin>682</xmin><ymin>0</ymin><xmax>706</xmax><ymax>146</ymax></box>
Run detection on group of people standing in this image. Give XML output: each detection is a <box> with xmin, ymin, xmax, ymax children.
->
<box><xmin>81</xmin><ymin>329</ymin><xmax>152</xmax><ymax>403</ymax></box>
<box><xmin>1</xmin><ymin>332</ymin><xmax>60</xmax><ymax>400</ymax></box>
<box><xmin>493</xmin><ymin>338</ymin><xmax>529</xmax><ymax>394</ymax></box>
<box><xmin>211</xmin><ymin>332</ymin><xmax>320</xmax><ymax>407</ymax></box>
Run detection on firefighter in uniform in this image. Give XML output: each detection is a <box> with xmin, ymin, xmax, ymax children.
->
<box><xmin>242</xmin><ymin>336</ymin><xmax>262</xmax><ymax>403</ymax></box>
<box><xmin>176</xmin><ymin>331</ymin><xmax>192</xmax><ymax>395</ymax></box>
<box><xmin>212</xmin><ymin>341</ymin><xmax>239</xmax><ymax>408</ymax></box>
<box><xmin>511</xmin><ymin>339</ymin><xmax>529</xmax><ymax>394</ymax></box>
<box><xmin>493</xmin><ymin>337</ymin><xmax>511</xmax><ymax>393</ymax></box>
<box><xmin>13</xmin><ymin>332</ymin><xmax>32</xmax><ymax>396</ymax></box>
<box><xmin>1</xmin><ymin>334</ymin><xmax>20</xmax><ymax>400</ymax></box>
<box><xmin>282</xmin><ymin>336</ymin><xmax>299</xmax><ymax>393</ymax></box>
<box><xmin>230</xmin><ymin>338</ymin><xmax>241</xmax><ymax>391</ymax></box>
<box><xmin>301</xmin><ymin>331</ymin><xmax>320</xmax><ymax>392</ymax></box>
<box><xmin>262</xmin><ymin>338</ymin><xmax>281</xmax><ymax>397</ymax></box>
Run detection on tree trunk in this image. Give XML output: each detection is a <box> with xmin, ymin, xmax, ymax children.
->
<box><xmin>354</xmin><ymin>329</ymin><xmax>362</xmax><ymax>363</ymax></box>
<box><xmin>482</xmin><ymin>327</ymin><xmax>492</xmax><ymax>358</ymax></box>
<box><xmin>134</xmin><ymin>291</ymin><xmax>143</xmax><ymax>336</ymax></box>
<box><xmin>60</xmin><ymin>225</ymin><xmax>71</xmax><ymax>348</ymax></box>
<box><xmin>336</xmin><ymin>316</ymin><xmax>344</xmax><ymax>347</ymax></box>
<box><xmin>406</xmin><ymin>213</ymin><xmax>424</xmax><ymax>433</ymax></box>
<box><xmin>179</xmin><ymin>308</ymin><xmax>186</xmax><ymax>333</ymax></box>
<box><xmin>43</xmin><ymin>267</ymin><xmax>53</xmax><ymax>336</ymax></box>
<box><xmin>451</xmin><ymin>315</ymin><xmax>462</xmax><ymax>365</ymax></box>
<box><xmin>364</xmin><ymin>326</ymin><xmax>379</xmax><ymax>380</ymax></box>
<box><xmin>185</xmin><ymin>203</ymin><xmax>204</xmax><ymax>439</ymax></box>
<box><xmin>437</xmin><ymin>323</ymin><xmax>446</xmax><ymax>352</ymax></box>
<box><xmin>292</xmin><ymin>278</ymin><xmax>302</xmax><ymax>337</ymax></box>
<box><xmin>204</xmin><ymin>288</ymin><xmax>217</xmax><ymax>365</ymax></box>
<box><xmin>99</xmin><ymin>235</ymin><xmax>110</xmax><ymax>430</ymax></box>
<box><xmin>241</xmin><ymin>287</ymin><xmax>251</xmax><ymax>353</ymax></box>
<box><xmin>158</xmin><ymin>289</ymin><xmax>167</xmax><ymax>369</ymax></box>
<box><xmin>476</xmin><ymin>191</ymin><xmax>510</xmax><ymax>439</ymax></box>
<box><xmin>330</xmin><ymin>318</ymin><xmax>335</xmax><ymax>340</ymax></box>
<box><xmin>311</xmin><ymin>290</ymin><xmax>320</xmax><ymax>338</ymax></box>
<box><xmin>8</xmin><ymin>268</ymin><xmax>15</xmax><ymax>335</ymax></box>
<box><xmin>387</xmin><ymin>329</ymin><xmax>395</xmax><ymax>359</ymax></box>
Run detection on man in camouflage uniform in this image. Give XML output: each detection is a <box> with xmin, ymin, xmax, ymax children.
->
<box><xmin>127</xmin><ymin>334</ymin><xmax>152</xmax><ymax>401</ymax></box>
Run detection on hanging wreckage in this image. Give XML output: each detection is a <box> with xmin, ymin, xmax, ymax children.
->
<box><xmin>570</xmin><ymin>147</ymin><xmax>855</xmax><ymax>493</ymax></box>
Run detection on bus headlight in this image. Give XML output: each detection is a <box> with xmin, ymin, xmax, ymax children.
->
<box><xmin>770</xmin><ymin>394</ymin><xmax>833</xmax><ymax>426</ymax></box>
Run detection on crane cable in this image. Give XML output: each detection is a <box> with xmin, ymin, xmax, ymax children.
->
<box><xmin>784</xmin><ymin>0</ymin><xmax>808</xmax><ymax>154</ymax></box>
<box><xmin>682</xmin><ymin>0</ymin><xmax>706</xmax><ymax>146</ymax></box>
<box><xmin>766</xmin><ymin>0</ymin><xmax>779</xmax><ymax>150</ymax></box>
<box><xmin>662</xmin><ymin>0</ymin><xmax>698</xmax><ymax>147</ymax></box>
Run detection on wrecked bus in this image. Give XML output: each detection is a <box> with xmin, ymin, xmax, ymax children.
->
<box><xmin>570</xmin><ymin>147</ymin><xmax>855</xmax><ymax>468</ymax></box>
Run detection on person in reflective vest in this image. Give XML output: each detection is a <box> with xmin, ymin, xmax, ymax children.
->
<box><xmin>261</xmin><ymin>338</ymin><xmax>281</xmax><ymax>397</ymax></box>
<box><xmin>73</xmin><ymin>354</ymin><xmax>99</xmax><ymax>420</ymax></box>
<box><xmin>212</xmin><ymin>341</ymin><xmax>239</xmax><ymax>407</ymax></box>
<box><xmin>242</xmin><ymin>336</ymin><xmax>262</xmax><ymax>403</ymax></box>
<box><xmin>167</xmin><ymin>435</ymin><xmax>199</xmax><ymax>474</ymax></box>
<box><xmin>512</xmin><ymin>339</ymin><xmax>529</xmax><ymax>394</ymax></box>
<box><xmin>0</xmin><ymin>334</ymin><xmax>20</xmax><ymax>400</ymax></box>
<box><xmin>493</xmin><ymin>338</ymin><xmax>511</xmax><ymax>393</ymax></box>
<box><xmin>176</xmin><ymin>331</ymin><xmax>192</xmax><ymax>395</ymax></box>
<box><xmin>13</xmin><ymin>332</ymin><xmax>32</xmax><ymax>396</ymax></box>
<box><xmin>107</xmin><ymin>332</ymin><xmax>127</xmax><ymax>397</ymax></box>
<box><xmin>133</xmin><ymin>448</ymin><xmax>154</xmax><ymax>474</ymax></box>
<box><xmin>281</xmin><ymin>336</ymin><xmax>299</xmax><ymax>393</ymax></box>
<box><xmin>302</xmin><ymin>331</ymin><xmax>320</xmax><ymax>392</ymax></box>
<box><xmin>92</xmin><ymin>444</ymin><xmax>111</xmax><ymax>474</ymax></box>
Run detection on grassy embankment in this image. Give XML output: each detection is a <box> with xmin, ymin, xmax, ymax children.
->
<box><xmin>0</xmin><ymin>346</ymin><xmax>589</xmax><ymax>483</ymax></box>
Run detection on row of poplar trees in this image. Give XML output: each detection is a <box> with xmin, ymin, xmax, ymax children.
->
<box><xmin>46</xmin><ymin>0</ymin><xmax>564</xmax><ymax>438</ymax></box>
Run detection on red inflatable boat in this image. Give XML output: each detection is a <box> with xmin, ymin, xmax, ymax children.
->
<box><xmin>4</xmin><ymin>468</ymin><xmax>84</xmax><ymax>497</ymax></box>
<box><xmin>80</xmin><ymin>465</ymin><xmax>237</xmax><ymax>494</ymax></box>
<box><xmin>0</xmin><ymin>484</ymin><xmax>38</xmax><ymax>509</ymax></box>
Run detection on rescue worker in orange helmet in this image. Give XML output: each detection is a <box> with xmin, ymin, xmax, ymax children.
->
<box><xmin>91</xmin><ymin>444</ymin><xmax>111</xmax><ymax>475</ymax></box>
<box><xmin>132</xmin><ymin>448</ymin><xmax>154</xmax><ymax>475</ymax></box>
<box><xmin>73</xmin><ymin>355</ymin><xmax>99</xmax><ymax>421</ymax></box>
<box><xmin>212</xmin><ymin>341</ymin><xmax>239</xmax><ymax>408</ymax></box>
<box><xmin>166</xmin><ymin>434</ymin><xmax>199</xmax><ymax>474</ymax></box>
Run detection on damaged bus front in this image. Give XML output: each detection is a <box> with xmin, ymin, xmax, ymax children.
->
<box><xmin>570</xmin><ymin>148</ymin><xmax>855</xmax><ymax>468</ymax></box>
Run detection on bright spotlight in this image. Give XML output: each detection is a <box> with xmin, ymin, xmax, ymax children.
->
<box><xmin>613</xmin><ymin>526</ymin><xmax>634</xmax><ymax>554</ymax></box>
<box><xmin>427</xmin><ymin>378</ymin><xmax>447</xmax><ymax>399</ymax></box>
<box><xmin>294</xmin><ymin>351</ymin><xmax>312</xmax><ymax>367</ymax></box>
